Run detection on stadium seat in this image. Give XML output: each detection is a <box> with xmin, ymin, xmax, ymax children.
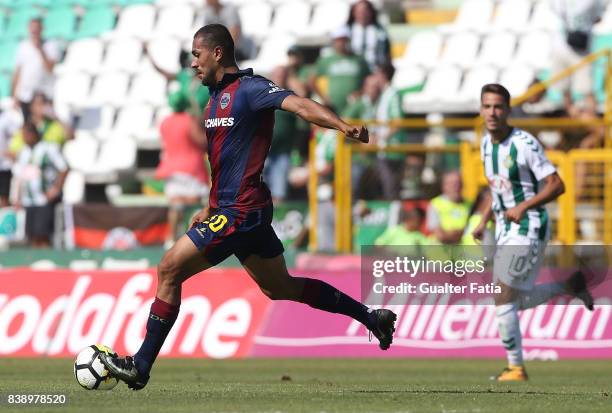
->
<box><xmin>394</xmin><ymin>31</ymin><xmax>443</xmax><ymax>69</ymax></box>
<box><xmin>488</xmin><ymin>0</ymin><xmax>532</xmax><ymax>33</ymax></box>
<box><xmin>55</xmin><ymin>38</ymin><xmax>105</xmax><ymax>74</ymax></box>
<box><xmin>307</xmin><ymin>1</ymin><xmax>351</xmax><ymax>37</ymax></box>
<box><xmin>241</xmin><ymin>35</ymin><xmax>296</xmax><ymax>74</ymax></box>
<box><xmin>76</xmin><ymin>106</ymin><xmax>116</xmax><ymax>139</ymax></box>
<box><xmin>54</xmin><ymin>72</ymin><xmax>91</xmax><ymax>108</ymax></box>
<box><xmin>439</xmin><ymin>0</ymin><xmax>494</xmax><ymax>34</ymax></box>
<box><xmin>119</xmin><ymin>0</ymin><xmax>155</xmax><ymax>5</ymax></box>
<box><xmin>238</xmin><ymin>2</ymin><xmax>272</xmax><ymax>40</ymax></box>
<box><xmin>62</xmin><ymin>135</ymin><xmax>100</xmax><ymax>174</ymax></box>
<box><xmin>0</xmin><ymin>9</ymin><xmax>7</xmax><ymax>38</ymax></box>
<box><xmin>51</xmin><ymin>0</ymin><xmax>91</xmax><ymax>6</ymax></box>
<box><xmin>43</xmin><ymin>6</ymin><xmax>77</xmax><ymax>40</ymax></box>
<box><xmin>112</xmin><ymin>4</ymin><xmax>156</xmax><ymax>40</ymax></box>
<box><xmin>456</xmin><ymin>66</ymin><xmax>498</xmax><ymax>107</ymax></box>
<box><xmin>75</xmin><ymin>6</ymin><xmax>116</xmax><ymax>39</ymax></box>
<box><xmin>98</xmin><ymin>137</ymin><xmax>137</xmax><ymax>172</ymax></box>
<box><xmin>155</xmin><ymin>4</ymin><xmax>195</xmax><ymax>40</ymax></box>
<box><xmin>15</xmin><ymin>0</ymin><xmax>52</xmax><ymax>7</ymax></box>
<box><xmin>403</xmin><ymin>65</ymin><xmax>462</xmax><ymax>112</ymax></box>
<box><xmin>63</xmin><ymin>170</ymin><xmax>86</xmax><ymax>204</ymax></box>
<box><xmin>439</xmin><ymin>32</ymin><xmax>480</xmax><ymax>68</ymax></box>
<box><xmin>528</xmin><ymin>0</ymin><xmax>561</xmax><ymax>31</ymax></box>
<box><xmin>89</xmin><ymin>72</ymin><xmax>131</xmax><ymax>106</ymax></box>
<box><xmin>128</xmin><ymin>71</ymin><xmax>167</xmax><ymax>106</ymax></box>
<box><xmin>5</xmin><ymin>7</ymin><xmax>40</xmax><ymax>39</ymax></box>
<box><xmin>499</xmin><ymin>65</ymin><xmax>534</xmax><ymax>98</ymax></box>
<box><xmin>391</xmin><ymin>66</ymin><xmax>426</xmax><ymax>90</ymax></box>
<box><xmin>146</xmin><ymin>37</ymin><xmax>182</xmax><ymax>74</ymax></box>
<box><xmin>475</xmin><ymin>32</ymin><xmax>516</xmax><ymax>69</ymax></box>
<box><xmin>514</xmin><ymin>31</ymin><xmax>552</xmax><ymax>71</ymax></box>
<box><xmin>113</xmin><ymin>104</ymin><xmax>154</xmax><ymax>138</ymax></box>
<box><xmin>269</xmin><ymin>0</ymin><xmax>311</xmax><ymax>36</ymax></box>
<box><xmin>0</xmin><ymin>39</ymin><xmax>18</xmax><ymax>72</ymax></box>
<box><xmin>100</xmin><ymin>38</ymin><xmax>143</xmax><ymax>73</ymax></box>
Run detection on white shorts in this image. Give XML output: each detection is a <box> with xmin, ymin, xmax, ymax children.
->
<box><xmin>493</xmin><ymin>233</ymin><xmax>547</xmax><ymax>291</ymax></box>
<box><xmin>165</xmin><ymin>173</ymin><xmax>209</xmax><ymax>200</ymax></box>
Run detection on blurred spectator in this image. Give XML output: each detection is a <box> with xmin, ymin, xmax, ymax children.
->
<box><xmin>346</xmin><ymin>0</ymin><xmax>391</xmax><ymax>71</ymax></box>
<box><xmin>9</xmin><ymin>92</ymin><xmax>69</xmax><ymax>157</ymax></box>
<box><xmin>145</xmin><ymin>45</ymin><xmax>209</xmax><ymax>114</ymax></box>
<box><xmin>309</xmin><ymin>26</ymin><xmax>370</xmax><ymax>115</ymax></box>
<box><xmin>0</xmin><ymin>107</ymin><xmax>22</xmax><ymax>207</ymax></box>
<box><xmin>11</xmin><ymin>18</ymin><xmax>61</xmax><ymax>120</ymax></box>
<box><xmin>202</xmin><ymin>0</ymin><xmax>253</xmax><ymax>60</ymax></box>
<box><xmin>264</xmin><ymin>66</ymin><xmax>298</xmax><ymax>203</ymax></box>
<box><xmin>375</xmin><ymin>207</ymin><xmax>428</xmax><ymax>246</ymax></box>
<box><xmin>286</xmin><ymin>46</ymin><xmax>311</xmax><ymax>98</ymax></box>
<box><xmin>155</xmin><ymin>91</ymin><xmax>210</xmax><ymax>246</ymax></box>
<box><xmin>426</xmin><ymin>170</ymin><xmax>471</xmax><ymax>244</ymax></box>
<box><xmin>13</xmin><ymin>121</ymin><xmax>68</xmax><ymax>248</ymax></box>
<box><xmin>462</xmin><ymin>188</ymin><xmax>494</xmax><ymax>245</ymax></box>
<box><xmin>343</xmin><ymin>74</ymin><xmax>381</xmax><ymax>195</ymax></box>
<box><xmin>314</xmin><ymin>127</ymin><xmax>337</xmax><ymax>251</ymax></box>
<box><xmin>372</xmin><ymin>63</ymin><xmax>411</xmax><ymax>199</ymax></box>
<box><xmin>550</xmin><ymin>0</ymin><xmax>604</xmax><ymax>112</ymax></box>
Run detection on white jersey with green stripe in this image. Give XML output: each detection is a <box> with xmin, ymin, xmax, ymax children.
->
<box><xmin>480</xmin><ymin>128</ymin><xmax>556</xmax><ymax>241</ymax></box>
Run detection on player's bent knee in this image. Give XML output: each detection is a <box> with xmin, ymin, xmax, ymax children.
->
<box><xmin>157</xmin><ymin>254</ymin><xmax>182</xmax><ymax>286</ymax></box>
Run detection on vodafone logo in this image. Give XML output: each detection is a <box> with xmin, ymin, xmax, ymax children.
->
<box><xmin>0</xmin><ymin>271</ymin><xmax>261</xmax><ymax>358</ymax></box>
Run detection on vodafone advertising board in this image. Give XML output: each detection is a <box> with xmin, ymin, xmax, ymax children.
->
<box><xmin>1</xmin><ymin>269</ymin><xmax>611</xmax><ymax>359</ymax></box>
<box><xmin>0</xmin><ymin>269</ymin><xmax>270</xmax><ymax>358</ymax></box>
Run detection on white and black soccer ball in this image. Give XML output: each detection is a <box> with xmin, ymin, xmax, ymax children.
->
<box><xmin>74</xmin><ymin>344</ymin><xmax>119</xmax><ymax>390</ymax></box>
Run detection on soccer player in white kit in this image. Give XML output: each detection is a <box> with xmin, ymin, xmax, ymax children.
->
<box><xmin>472</xmin><ymin>84</ymin><xmax>594</xmax><ymax>381</ymax></box>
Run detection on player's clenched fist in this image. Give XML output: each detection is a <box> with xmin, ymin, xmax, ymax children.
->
<box><xmin>190</xmin><ymin>207</ymin><xmax>210</xmax><ymax>228</ymax></box>
<box><xmin>345</xmin><ymin>125</ymin><xmax>369</xmax><ymax>144</ymax></box>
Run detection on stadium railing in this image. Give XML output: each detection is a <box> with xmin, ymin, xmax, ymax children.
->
<box><xmin>308</xmin><ymin>48</ymin><xmax>612</xmax><ymax>252</ymax></box>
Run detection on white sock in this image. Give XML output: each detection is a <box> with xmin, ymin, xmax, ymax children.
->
<box><xmin>496</xmin><ymin>302</ymin><xmax>523</xmax><ymax>366</ymax></box>
<box><xmin>517</xmin><ymin>283</ymin><xmax>565</xmax><ymax>310</ymax></box>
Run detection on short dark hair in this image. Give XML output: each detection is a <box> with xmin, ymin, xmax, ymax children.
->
<box><xmin>377</xmin><ymin>63</ymin><xmax>395</xmax><ymax>82</ymax></box>
<box><xmin>193</xmin><ymin>24</ymin><xmax>235</xmax><ymax>62</ymax></box>
<box><xmin>481</xmin><ymin>83</ymin><xmax>511</xmax><ymax>106</ymax></box>
<box><xmin>402</xmin><ymin>207</ymin><xmax>425</xmax><ymax>222</ymax></box>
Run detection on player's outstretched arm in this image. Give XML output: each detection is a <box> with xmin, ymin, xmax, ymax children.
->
<box><xmin>280</xmin><ymin>95</ymin><xmax>368</xmax><ymax>143</ymax></box>
<box><xmin>504</xmin><ymin>172</ymin><xmax>565</xmax><ymax>223</ymax></box>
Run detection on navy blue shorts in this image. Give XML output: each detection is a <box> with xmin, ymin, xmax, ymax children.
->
<box><xmin>186</xmin><ymin>204</ymin><xmax>284</xmax><ymax>265</ymax></box>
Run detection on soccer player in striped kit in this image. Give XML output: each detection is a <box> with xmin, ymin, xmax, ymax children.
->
<box><xmin>473</xmin><ymin>84</ymin><xmax>594</xmax><ymax>381</ymax></box>
<box><xmin>101</xmin><ymin>24</ymin><xmax>397</xmax><ymax>390</ymax></box>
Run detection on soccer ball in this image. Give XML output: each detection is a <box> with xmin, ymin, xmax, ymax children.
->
<box><xmin>73</xmin><ymin>344</ymin><xmax>119</xmax><ymax>390</ymax></box>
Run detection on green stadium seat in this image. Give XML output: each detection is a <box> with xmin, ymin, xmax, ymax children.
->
<box><xmin>43</xmin><ymin>6</ymin><xmax>77</xmax><ymax>40</ymax></box>
<box><xmin>52</xmin><ymin>0</ymin><xmax>92</xmax><ymax>5</ymax></box>
<box><xmin>0</xmin><ymin>10</ymin><xmax>6</xmax><ymax>38</ymax></box>
<box><xmin>0</xmin><ymin>73</ymin><xmax>10</xmax><ymax>98</ymax></box>
<box><xmin>5</xmin><ymin>7</ymin><xmax>40</xmax><ymax>39</ymax></box>
<box><xmin>0</xmin><ymin>40</ymin><xmax>18</xmax><ymax>72</ymax></box>
<box><xmin>591</xmin><ymin>34</ymin><xmax>612</xmax><ymax>103</ymax></box>
<box><xmin>13</xmin><ymin>0</ymin><xmax>52</xmax><ymax>7</ymax></box>
<box><xmin>118</xmin><ymin>0</ymin><xmax>154</xmax><ymax>5</ymax></box>
<box><xmin>75</xmin><ymin>6</ymin><xmax>115</xmax><ymax>39</ymax></box>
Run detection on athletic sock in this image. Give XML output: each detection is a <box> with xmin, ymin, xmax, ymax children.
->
<box><xmin>133</xmin><ymin>297</ymin><xmax>180</xmax><ymax>376</ymax></box>
<box><xmin>495</xmin><ymin>302</ymin><xmax>523</xmax><ymax>366</ymax></box>
<box><xmin>517</xmin><ymin>283</ymin><xmax>564</xmax><ymax>310</ymax></box>
<box><xmin>296</xmin><ymin>277</ymin><xmax>376</xmax><ymax>329</ymax></box>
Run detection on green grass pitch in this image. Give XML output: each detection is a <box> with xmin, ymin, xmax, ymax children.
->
<box><xmin>0</xmin><ymin>358</ymin><xmax>610</xmax><ymax>412</ymax></box>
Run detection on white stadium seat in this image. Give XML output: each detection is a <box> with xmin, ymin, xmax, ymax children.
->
<box><xmin>128</xmin><ymin>71</ymin><xmax>168</xmax><ymax>106</ymax></box>
<box><xmin>113</xmin><ymin>104</ymin><xmax>155</xmax><ymax>139</ymax></box>
<box><xmin>238</xmin><ymin>2</ymin><xmax>273</xmax><ymax>39</ymax></box>
<box><xmin>63</xmin><ymin>135</ymin><xmax>100</xmax><ymax>174</ymax></box>
<box><xmin>63</xmin><ymin>171</ymin><xmax>86</xmax><ymax>204</ymax></box>
<box><xmin>528</xmin><ymin>0</ymin><xmax>561</xmax><ymax>31</ymax></box>
<box><xmin>476</xmin><ymin>32</ymin><xmax>516</xmax><ymax>68</ymax></box>
<box><xmin>439</xmin><ymin>0</ymin><xmax>494</xmax><ymax>34</ymax></box>
<box><xmin>439</xmin><ymin>32</ymin><xmax>480</xmax><ymax>68</ymax></box>
<box><xmin>112</xmin><ymin>4</ymin><xmax>156</xmax><ymax>40</ymax></box>
<box><xmin>489</xmin><ymin>0</ymin><xmax>532</xmax><ymax>32</ymax></box>
<box><xmin>404</xmin><ymin>66</ymin><xmax>463</xmax><ymax>112</ymax></box>
<box><xmin>98</xmin><ymin>137</ymin><xmax>137</xmax><ymax>172</ymax></box>
<box><xmin>100</xmin><ymin>38</ymin><xmax>143</xmax><ymax>74</ymax></box>
<box><xmin>514</xmin><ymin>31</ymin><xmax>552</xmax><ymax>71</ymax></box>
<box><xmin>499</xmin><ymin>65</ymin><xmax>535</xmax><ymax>98</ymax></box>
<box><xmin>54</xmin><ymin>73</ymin><xmax>91</xmax><ymax>108</ymax></box>
<box><xmin>55</xmin><ymin>38</ymin><xmax>104</xmax><ymax>75</ymax></box>
<box><xmin>155</xmin><ymin>5</ymin><xmax>195</xmax><ymax>40</ymax></box>
<box><xmin>146</xmin><ymin>38</ymin><xmax>182</xmax><ymax>75</ymax></box>
<box><xmin>89</xmin><ymin>72</ymin><xmax>131</xmax><ymax>106</ymax></box>
<box><xmin>241</xmin><ymin>35</ymin><xmax>296</xmax><ymax>74</ymax></box>
<box><xmin>76</xmin><ymin>106</ymin><xmax>116</xmax><ymax>140</ymax></box>
<box><xmin>391</xmin><ymin>66</ymin><xmax>426</xmax><ymax>90</ymax></box>
<box><xmin>394</xmin><ymin>31</ymin><xmax>443</xmax><ymax>69</ymax></box>
<box><xmin>269</xmin><ymin>0</ymin><xmax>311</xmax><ymax>36</ymax></box>
<box><xmin>307</xmin><ymin>1</ymin><xmax>351</xmax><ymax>37</ymax></box>
<box><xmin>456</xmin><ymin>66</ymin><xmax>498</xmax><ymax>107</ymax></box>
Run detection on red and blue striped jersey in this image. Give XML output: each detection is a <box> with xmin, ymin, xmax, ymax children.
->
<box><xmin>203</xmin><ymin>68</ymin><xmax>293</xmax><ymax>213</ymax></box>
